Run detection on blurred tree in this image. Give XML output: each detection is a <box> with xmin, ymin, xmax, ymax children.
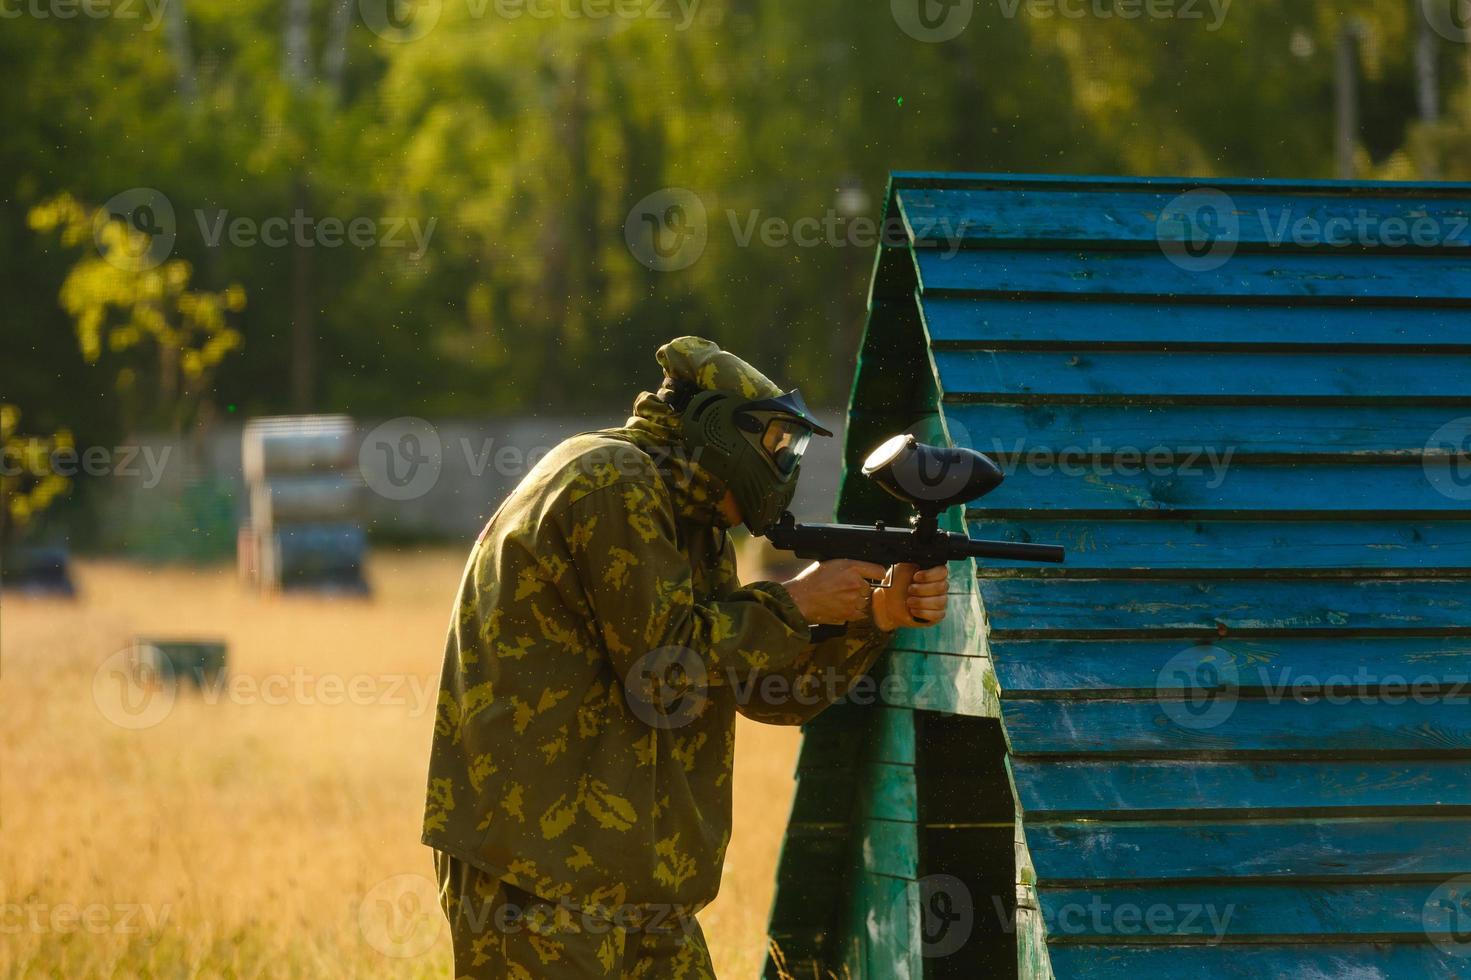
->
<box><xmin>0</xmin><ymin>404</ymin><xmax>72</xmax><ymax>553</ymax></box>
<box><xmin>29</xmin><ymin>194</ymin><xmax>246</xmax><ymax>435</ymax></box>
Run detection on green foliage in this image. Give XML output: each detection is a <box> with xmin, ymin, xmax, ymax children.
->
<box><xmin>0</xmin><ymin>404</ymin><xmax>72</xmax><ymax>549</ymax></box>
<box><xmin>2</xmin><ymin>0</ymin><xmax>1469</xmax><ymax>444</ymax></box>
<box><xmin>29</xmin><ymin>193</ymin><xmax>246</xmax><ymax>433</ymax></box>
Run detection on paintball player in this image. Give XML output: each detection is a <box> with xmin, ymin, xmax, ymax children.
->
<box><xmin>423</xmin><ymin>337</ymin><xmax>950</xmax><ymax>978</ymax></box>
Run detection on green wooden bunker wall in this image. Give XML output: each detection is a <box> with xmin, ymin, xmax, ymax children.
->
<box><xmin>764</xmin><ymin>172</ymin><xmax>1471</xmax><ymax>979</ymax></box>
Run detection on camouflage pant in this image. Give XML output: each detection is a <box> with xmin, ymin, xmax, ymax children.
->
<box><xmin>434</xmin><ymin>851</ymin><xmax>717</xmax><ymax>979</ymax></box>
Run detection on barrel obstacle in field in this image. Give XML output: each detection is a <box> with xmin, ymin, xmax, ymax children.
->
<box><xmin>763</xmin><ymin>172</ymin><xmax>1471</xmax><ymax>979</ymax></box>
<box><xmin>240</xmin><ymin>416</ymin><xmax>368</xmax><ymax>593</ymax></box>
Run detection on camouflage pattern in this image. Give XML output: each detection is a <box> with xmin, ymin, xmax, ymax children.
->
<box><xmin>436</xmin><ymin>850</ymin><xmax>715</xmax><ymax>979</ymax></box>
<box><xmin>423</xmin><ymin>338</ymin><xmax>891</xmax><ymax>962</ymax></box>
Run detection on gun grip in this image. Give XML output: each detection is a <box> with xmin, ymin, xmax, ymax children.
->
<box><xmin>809</xmin><ymin>624</ymin><xmax>848</xmax><ymax>642</ymax></box>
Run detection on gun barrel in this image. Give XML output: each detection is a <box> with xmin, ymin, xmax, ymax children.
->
<box><xmin>965</xmin><ymin>538</ymin><xmax>1066</xmax><ymax>564</ymax></box>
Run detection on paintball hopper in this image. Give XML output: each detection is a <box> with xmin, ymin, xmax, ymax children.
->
<box><xmin>861</xmin><ymin>434</ymin><xmax>1005</xmax><ymax>522</ymax></box>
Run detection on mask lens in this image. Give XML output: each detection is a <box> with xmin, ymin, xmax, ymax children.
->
<box><xmin>762</xmin><ymin>419</ymin><xmax>811</xmax><ymax>476</ymax></box>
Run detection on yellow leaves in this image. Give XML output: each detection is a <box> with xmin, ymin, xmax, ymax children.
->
<box><xmin>27</xmin><ymin>194</ymin><xmax>245</xmax><ymax>412</ymax></box>
<box><xmin>1</xmin><ymin>406</ymin><xmax>74</xmax><ymax>529</ymax></box>
<box><xmin>423</xmin><ymin>777</ymin><xmax>456</xmax><ymax>834</ymax></box>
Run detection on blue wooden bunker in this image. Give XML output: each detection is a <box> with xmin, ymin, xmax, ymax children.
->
<box><xmin>764</xmin><ymin>172</ymin><xmax>1471</xmax><ymax>979</ymax></box>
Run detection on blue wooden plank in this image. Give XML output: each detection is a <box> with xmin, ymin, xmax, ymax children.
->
<box><xmin>945</xmin><ymin>402</ymin><xmax>1470</xmax><ymax>458</ymax></box>
<box><xmin>1009</xmin><ymin>759</ymin><xmax>1471</xmax><ymax>817</ymax></box>
<box><xmin>1026</xmin><ymin>818</ymin><xmax>1471</xmax><ymax>881</ymax></box>
<box><xmin>915</xmin><ymin>249</ymin><xmax>1471</xmax><ymax>302</ymax></box>
<box><xmin>1045</xmin><ymin>943</ymin><xmax>1466</xmax><ymax>980</ymax></box>
<box><xmin>979</xmin><ymin>578</ymin><xmax>1471</xmax><ymax>635</ymax></box>
<box><xmin>898</xmin><ymin>187</ymin><xmax>1471</xmax><ymax>250</ymax></box>
<box><xmin>890</xmin><ymin>170</ymin><xmax>1471</xmax><ymax>195</ymax></box>
<box><xmin>1036</xmin><ymin>881</ymin><xmax>1456</xmax><ymax>940</ymax></box>
<box><xmin>1002</xmin><ymin>698</ymin><xmax>1471</xmax><ymax>756</ymax></box>
<box><xmin>931</xmin><ymin>349</ymin><xmax>1471</xmax><ymax>401</ymax></box>
<box><xmin>991</xmin><ymin>636</ymin><xmax>1471</xmax><ymax>696</ymax></box>
<box><xmin>971</xmin><ymin>464</ymin><xmax>1468</xmax><ymax>516</ymax></box>
<box><xmin>923</xmin><ymin>296</ymin><xmax>1471</xmax><ymax>348</ymax></box>
<box><xmin>968</xmin><ymin>520</ymin><xmax>1471</xmax><ymax>572</ymax></box>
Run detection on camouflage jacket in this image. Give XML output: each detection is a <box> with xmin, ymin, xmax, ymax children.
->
<box><xmin>422</xmin><ymin>406</ymin><xmax>891</xmax><ymax>920</ymax></box>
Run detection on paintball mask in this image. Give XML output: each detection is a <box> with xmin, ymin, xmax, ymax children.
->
<box><xmin>675</xmin><ymin>386</ymin><xmax>832</xmax><ymax>534</ymax></box>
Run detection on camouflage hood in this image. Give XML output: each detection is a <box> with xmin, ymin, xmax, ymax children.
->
<box><xmin>619</xmin><ymin>336</ymin><xmax>784</xmax><ymax>528</ymax></box>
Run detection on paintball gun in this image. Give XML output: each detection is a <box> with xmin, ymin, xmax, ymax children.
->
<box><xmin>762</xmin><ymin>434</ymin><xmax>1064</xmax><ymax>633</ymax></box>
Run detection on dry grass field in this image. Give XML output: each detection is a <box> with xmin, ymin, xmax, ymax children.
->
<box><xmin>0</xmin><ymin>550</ymin><xmax>802</xmax><ymax>978</ymax></box>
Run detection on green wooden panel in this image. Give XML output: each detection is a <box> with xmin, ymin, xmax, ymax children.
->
<box><xmin>869</xmin><ymin>705</ymin><xmax>916</xmax><ymax>766</ymax></box>
<box><xmin>858</xmin><ymin>762</ymin><xmax>917</xmax><ymax>823</ymax></box>
<box><xmin>881</xmin><ymin>649</ymin><xmax>999</xmax><ymax>718</ymax></box>
<box><xmin>860</xmin><ymin>817</ymin><xmax>920</xmax><ymax>879</ymax></box>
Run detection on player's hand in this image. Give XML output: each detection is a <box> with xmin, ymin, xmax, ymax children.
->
<box><xmin>871</xmin><ymin>563</ymin><xmax>949</xmax><ymax>632</ymax></box>
<box><xmin>782</xmin><ymin>559</ymin><xmax>890</xmax><ymax>625</ymax></box>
